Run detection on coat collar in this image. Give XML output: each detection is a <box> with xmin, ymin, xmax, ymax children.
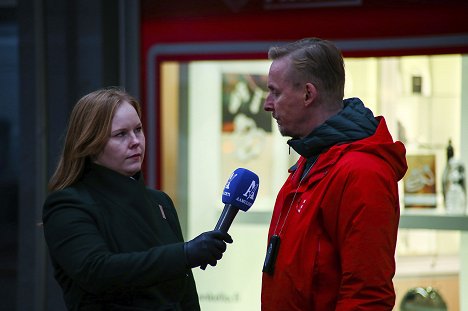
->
<box><xmin>82</xmin><ymin>163</ymin><xmax>147</xmax><ymax>206</ymax></box>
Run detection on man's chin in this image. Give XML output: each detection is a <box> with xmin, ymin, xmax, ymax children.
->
<box><xmin>278</xmin><ymin>126</ymin><xmax>291</xmax><ymax>137</ymax></box>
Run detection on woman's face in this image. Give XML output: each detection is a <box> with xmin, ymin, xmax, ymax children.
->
<box><xmin>93</xmin><ymin>101</ymin><xmax>145</xmax><ymax>176</ymax></box>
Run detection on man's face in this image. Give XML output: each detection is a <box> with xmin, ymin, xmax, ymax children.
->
<box><xmin>264</xmin><ymin>57</ymin><xmax>309</xmax><ymax>138</ymax></box>
<box><xmin>93</xmin><ymin>101</ymin><xmax>146</xmax><ymax>176</ymax></box>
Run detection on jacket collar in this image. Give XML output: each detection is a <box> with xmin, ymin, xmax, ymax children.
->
<box><xmin>288</xmin><ymin>116</ymin><xmax>407</xmax><ymax>185</ymax></box>
<box><xmin>287</xmin><ymin>97</ymin><xmax>378</xmax><ymax>159</ymax></box>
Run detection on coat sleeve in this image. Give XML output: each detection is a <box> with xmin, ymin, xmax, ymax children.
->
<box><xmin>151</xmin><ymin>190</ymin><xmax>185</xmax><ymax>240</ymax></box>
<box><xmin>148</xmin><ymin>189</ymin><xmax>201</xmax><ymax>310</ymax></box>
<box><xmin>331</xmin><ymin>153</ymin><xmax>400</xmax><ymax>310</ymax></box>
<box><xmin>42</xmin><ymin>187</ymin><xmax>189</xmax><ymax>294</ymax></box>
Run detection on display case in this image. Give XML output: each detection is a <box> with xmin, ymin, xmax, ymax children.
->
<box><xmin>393</xmin><ymin>54</ymin><xmax>468</xmax><ymax>311</ymax></box>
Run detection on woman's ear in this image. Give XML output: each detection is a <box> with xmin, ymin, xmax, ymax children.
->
<box><xmin>304</xmin><ymin>82</ymin><xmax>317</xmax><ymax>106</ymax></box>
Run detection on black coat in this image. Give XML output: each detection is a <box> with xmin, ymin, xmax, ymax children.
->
<box><xmin>42</xmin><ymin>163</ymin><xmax>200</xmax><ymax>311</ymax></box>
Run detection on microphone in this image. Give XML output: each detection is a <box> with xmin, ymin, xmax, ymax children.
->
<box><xmin>214</xmin><ymin>168</ymin><xmax>259</xmax><ymax>233</ymax></box>
<box><xmin>199</xmin><ymin>168</ymin><xmax>259</xmax><ymax>270</ymax></box>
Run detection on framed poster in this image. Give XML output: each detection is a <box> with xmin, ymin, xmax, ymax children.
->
<box><xmin>220</xmin><ymin>73</ymin><xmax>275</xmax><ymax>207</ymax></box>
<box><xmin>404</xmin><ymin>154</ymin><xmax>437</xmax><ymax>209</ymax></box>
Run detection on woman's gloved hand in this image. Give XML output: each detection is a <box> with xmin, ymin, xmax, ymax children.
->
<box><xmin>184</xmin><ymin>230</ymin><xmax>233</xmax><ymax>269</ymax></box>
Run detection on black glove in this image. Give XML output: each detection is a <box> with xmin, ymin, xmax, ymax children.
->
<box><xmin>184</xmin><ymin>230</ymin><xmax>233</xmax><ymax>269</ymax></box>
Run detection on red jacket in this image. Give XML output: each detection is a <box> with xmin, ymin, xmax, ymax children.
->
<box><xmin>261</xmin><ymin>117</ymin><xmax>407</xmax><ymax>311</ymax></box>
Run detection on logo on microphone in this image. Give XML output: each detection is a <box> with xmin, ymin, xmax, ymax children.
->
<box><xmin>224</xmin><ymin>172</ymin><xmax>238</xmax><ymax>190</ymax></box>
<box><xmin>234</xmin><ymin>179</ymin><xmax>259</xmax><ymax>207</ymax></box>
<box><xmin>243</xmin><ymin>180</ymin><xmax>259</xmax><ymax>200</ymax></box>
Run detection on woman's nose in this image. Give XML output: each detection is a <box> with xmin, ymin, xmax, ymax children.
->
<box><xmin>129</xmin><ymin>132</ymin><xmax>141</xmax><ymax>146</ymax></box>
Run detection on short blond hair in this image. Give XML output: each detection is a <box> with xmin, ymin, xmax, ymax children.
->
<box><xmin>268</xmin><ymin>37</ymin><xmax>345</xmax><ymax>103</ymax></box>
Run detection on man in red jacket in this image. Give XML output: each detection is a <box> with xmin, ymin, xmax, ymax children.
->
<box><xmin>261</xmin><ymin>38</ymin><xmax>407</xmax><ymax>310</ymax></box>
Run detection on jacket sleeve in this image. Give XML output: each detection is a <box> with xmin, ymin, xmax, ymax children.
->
<box><xmin>332</xmin><ymin>153</ymin><xmax>400</xmax><ymax>310</ymax></box>
<box><xmin>42</xmin><ymin>187</ymin><xmax>189</xmax><ymax>294</ymax></box>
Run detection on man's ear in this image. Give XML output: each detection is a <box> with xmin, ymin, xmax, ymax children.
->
<box><xmin>304</xmin><ymin>82</ymin><xmax>317</xmax><ymax>106</ymax></box>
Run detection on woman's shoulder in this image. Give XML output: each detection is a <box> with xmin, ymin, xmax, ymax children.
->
<box><xmin>43</xmin><ymin>182</ymin><xmax>97</xmax><ymax>217</ymax></box>
<box><xmin>46</xmin><ymin>183</ymin><xmax>94</xmax><ymax>203</ymax></box>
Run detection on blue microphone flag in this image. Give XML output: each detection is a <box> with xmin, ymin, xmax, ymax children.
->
<box><xmin>221</xmin><ymin>168</ymin><xmax>259</xmax><ymax>211</ymax></box>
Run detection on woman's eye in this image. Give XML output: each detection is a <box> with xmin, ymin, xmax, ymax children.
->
<box><xmin>135</xmin><ymin>126</ymin><xmax>143</xmax><ymax>133</ymax></box>
<box><xmin>115</xmin><ymin>131</ymin><xmax>126</xmax><ymax>137</ymax></box>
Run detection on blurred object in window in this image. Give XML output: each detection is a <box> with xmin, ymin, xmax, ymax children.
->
<box><xmin>400</xmin><ymin>287</ymin><xmax>448</xmax><ymax>311</ymax></box>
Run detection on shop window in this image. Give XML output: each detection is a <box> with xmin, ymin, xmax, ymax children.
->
<box><xmin>158</xmin><ymin>54</ymin><xmax>466</xmax><ymax>311</ymax></box>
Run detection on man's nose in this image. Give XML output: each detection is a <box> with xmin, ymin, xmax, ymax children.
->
<box><xmin>264</xmin><ymin>94</ymin><xmax>273</xmax><ymax>112</ymax></box>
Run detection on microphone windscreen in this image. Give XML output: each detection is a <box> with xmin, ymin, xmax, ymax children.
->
<box><xmin>222</xmin><ymin>168</ymin><xmax>259</xmax><ymax>211</ymax></box>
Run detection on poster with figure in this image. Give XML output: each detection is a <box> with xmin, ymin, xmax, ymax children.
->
<box><xmin>221</xmin><ymin>73</ymin><xmax>274</xmax><ymax>210</ymax></box>
<box><xmin>222</xmin><ymin>73</ymin><xmax>271</xmax><ymax>134</ymax></box>
<box><xmin>404</xmin><ymin>154</ymin><xmax>437</xmax><ymax>209</ymax></box>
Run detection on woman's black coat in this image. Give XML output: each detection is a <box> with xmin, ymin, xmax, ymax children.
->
<box><xmin>42</xmin><ymin>163</ymin><xmax>200</xmax><ymax>310</ymax></box>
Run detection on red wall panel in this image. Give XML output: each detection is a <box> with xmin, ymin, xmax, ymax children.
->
<box><xmin>140</xmin><ymin>0</ymin><xmax>468</xmax><ymax>187</ymax></box>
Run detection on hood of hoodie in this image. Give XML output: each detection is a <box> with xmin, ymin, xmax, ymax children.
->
<box><xmin>288</xmin><ymin>97</ymin><xmax>407</xmax><ymax>181</ymax></box>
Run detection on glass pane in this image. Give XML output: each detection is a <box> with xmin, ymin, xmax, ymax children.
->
<box><xmin>160</xmin><ymin>54</ymin><xmax>465</xmax><ymax>311</ymax></box>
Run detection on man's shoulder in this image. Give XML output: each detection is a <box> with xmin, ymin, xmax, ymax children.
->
<box><xmin>341</xmin><ymin>149</ymin><xmax>382</xmax><ymax>164</ymax></box>
<box><xmin>323</xmin><ymin>149</ymin><xmax>392</xmax><ymax>182</ymax></box>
